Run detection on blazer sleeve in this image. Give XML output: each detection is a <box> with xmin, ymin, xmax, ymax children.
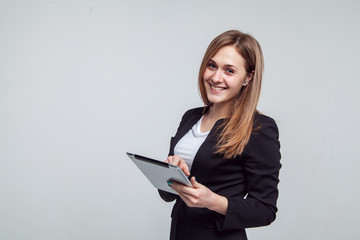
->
<box><xmin>215</xmin><ymin>116</ymin><xmax>281</xmax><ymax>230</ymax></box>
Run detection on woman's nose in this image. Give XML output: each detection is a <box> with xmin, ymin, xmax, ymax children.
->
<box><xmin>212</xmin><ymin>70</ymin><xmax>223</xmax><ymax>83</ymax></box>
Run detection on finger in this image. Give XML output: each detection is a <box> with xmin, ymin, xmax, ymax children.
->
<box><xmin>168</xmin><ymin>181</ymin><xmax>185</xmax><ymax>196</ymax></box>
<box><xmin>171</xmin><ymin>181</ymin><xmax>188</xmax><ymax>194</ymax></box>
<box><xmin>171</xmin><ymin>184</ymin><xmax>193</xmax><ymax>200</ymax></box>
<box><xmin>191</xmin><ymin>177</ymin><xmax>202</xmax><ymax>189</ymax></box>
<box><xmin>171</xmin><ymin>181</ymin><xmax>197</xmax><ymax>197</ymax></box>
<box><xmin>172</xmin><ymin>185</ymin><xmax>198</xmax><ymax>207</ymax></box>
<box><xmin>171</xmin><ymin>156</ymin><xmax>180</xmax><ymax>166</ymax></box>
<box><xmin>166</xmin><ymin>156</ymin><xmax>179</xmax><ymax>166</ymax></box>
<box><xmin>165</xmin><ymin>156</ymin><xmax>173</xmax><ymax>163</ymax></box>
<box><xmin>179</xmin><ymin>161</ymin><xmax>190</xmax><ymax>176</ymax></box>
<box><xmin>167</xmin><ymin>156</ymin><xmax>190</xmax><ymax>175</ymax></box>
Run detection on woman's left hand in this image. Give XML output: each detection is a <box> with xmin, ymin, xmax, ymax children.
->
<box><xmin>169</xmin><ymin>177</ymin><xmax>228</xmax><ymax>215</ymax></box>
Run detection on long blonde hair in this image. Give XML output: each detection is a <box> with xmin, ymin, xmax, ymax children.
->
<box><xmin>198</xmin><ymin>30</ymin><xmax>264</xmax><ymax>159</ymax></box>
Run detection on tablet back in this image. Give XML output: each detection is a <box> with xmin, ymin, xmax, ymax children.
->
<box><xmin>127</xmin><ymin>152</ymin><xmax>192</xmax><ymax>195</ymax></box>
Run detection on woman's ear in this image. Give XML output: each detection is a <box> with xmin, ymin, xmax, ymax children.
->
<box><xmin>243</xmin><ymin>70</ymin><xmax>254</xmax><ymax>86</ymax></box>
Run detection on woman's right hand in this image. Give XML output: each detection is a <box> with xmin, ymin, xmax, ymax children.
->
<box><xmin>165</xmin><ymin>155</ymin><xmax>190</xmax><ymax>176</ymax></box>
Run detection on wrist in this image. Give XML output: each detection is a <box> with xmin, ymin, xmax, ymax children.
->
<box><xmin>208</xmin><ymin>193</ymin><xmax>228</xmax><ymax>215</ymax></box>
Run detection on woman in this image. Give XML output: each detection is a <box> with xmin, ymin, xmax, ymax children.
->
<box><xmin>159</xmin><ymin>30</ymin><xmax>281</xmax><ymax>240</ymax></box>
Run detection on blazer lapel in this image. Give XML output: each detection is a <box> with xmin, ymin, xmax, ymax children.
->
<box><xmin>174</xmin><ymin>112</ymin><xmax>202</xmax><ymax>145</ymax></box>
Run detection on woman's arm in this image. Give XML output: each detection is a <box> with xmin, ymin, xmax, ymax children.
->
<box><xmin>169</xmin><ymin>176</ymin><xmax>228</xmax><ymax>215</ymax></box>
<box><xmin>158</xmin><ymin>189</ymin><xmax>177</xmax><ymax>202</ymax></box>
<box><xmin>217</xmin><ymin>116</ymin><xmax>281</xmax><ymax>230</ymax></box>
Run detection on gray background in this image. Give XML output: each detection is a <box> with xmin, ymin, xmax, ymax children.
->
<box><xmin>1</xmin><ymin>0</ymin><xmax>359</xmax><ymax>239</ymax></box>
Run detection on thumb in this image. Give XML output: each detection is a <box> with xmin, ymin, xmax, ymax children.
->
<box><xmin>191</xmin><ymin>176</ymin><xmax>202</xmax><ymax>188</ymax></box>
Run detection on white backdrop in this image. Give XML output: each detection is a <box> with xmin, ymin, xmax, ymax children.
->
<box><xmin>1</xmin><ymin>0</ymin><xmax>359</xmax><ymax>239</ymax></box>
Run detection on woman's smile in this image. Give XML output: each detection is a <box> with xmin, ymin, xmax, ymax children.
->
<box><xmin>209</xmin><ymin>83</ymin><xmax>228</xmax><ymax>91</ymax></box>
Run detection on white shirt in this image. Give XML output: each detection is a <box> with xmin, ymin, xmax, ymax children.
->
<box><xmin>174</xmin><ymin>116</ymin><xmax>210</xmax><ymax>170</ymax></box>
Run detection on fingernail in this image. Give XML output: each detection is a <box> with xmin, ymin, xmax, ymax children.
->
<box><xmin>167</xmin><ymin>181</ymin><xmax>173</xmax><ymax>186</ymax></box>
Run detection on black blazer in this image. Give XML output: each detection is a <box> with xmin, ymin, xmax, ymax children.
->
<box><xmin>159</xmin><ymin>107</ymin><xmax>281</xmax><ymax>240</ymax></box>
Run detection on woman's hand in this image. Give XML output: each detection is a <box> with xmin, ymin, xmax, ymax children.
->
<box><xmin>169</xmin><ymin>177</ymin><xmax>228</xmax><ymax>215</ymax></box>
<box><xmin>165</xmin><ymin>155</ymin><xmax>190</xmax><ymax>176</ymax></box>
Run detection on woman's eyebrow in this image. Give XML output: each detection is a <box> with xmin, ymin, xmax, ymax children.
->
<box><xmin>209</xmin><ymin>59</ymin><xmax>238</xmax><ymax>71</ymax></box>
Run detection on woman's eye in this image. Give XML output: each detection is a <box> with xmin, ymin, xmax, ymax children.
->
<box><xmin>207</xmin><ymin>63</ymin><xmax>216</xmax><ymax>69</ymax></box>
<box><xmin>226</xmin><ymin>69</ymin><xmax>235</xmax><ymax>74</ymax></box>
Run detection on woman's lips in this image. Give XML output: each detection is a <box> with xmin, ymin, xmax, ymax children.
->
<box><xmin>210</xmin><ymin>83</ymin><xmax>227</xmax><ymax>91</ymax></box>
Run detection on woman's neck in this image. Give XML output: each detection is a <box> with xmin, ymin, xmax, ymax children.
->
<box><xmin>201</xmin><ymin>103</ymin><xmax>231</xmax><ymax>133</ymax></box>
<box><xmin>206</xmin><ymin>102</ymin><xmax>232</xmax><ymax>121</ymax></box>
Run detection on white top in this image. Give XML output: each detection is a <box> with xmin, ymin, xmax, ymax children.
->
<box><xmin>174</xmin><ymin>116</ymin><xmax>210</xmax><ymax>170</ymax></box>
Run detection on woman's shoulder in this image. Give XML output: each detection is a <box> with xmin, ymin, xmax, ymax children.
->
<box><xmin>174</xmin><ymin>107</ymin><xmax>205</xmax><ymax>130</ymax></box>
<box><xmin>181</xmin><ymin>107</ymin><xmax>205</xmax><ymax>120</ymax></box>
<box><xmin>244</xmin><ymin>112</ymin><xmax>281</xmax><ymax>165</ymax></box>
<box><xmin>253</xmin><ymin>111</ymin><xmax>280</xmax><ymax>139</ymax></box>
<box><xmin>254</xmin><ymin>111</ymin><xmax>278</xmax><ymax>129</ymax></box>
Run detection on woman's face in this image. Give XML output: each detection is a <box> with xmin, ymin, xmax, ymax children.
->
<box><xmin>203</xmin><ymin>45</ymin><xmax>252</xmax><ymax>108</ymax></box>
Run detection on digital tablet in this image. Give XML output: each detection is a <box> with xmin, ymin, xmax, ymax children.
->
<box><xmin>127</xmin><ymin>152</ymin><xmax>192</xmax><ymax>195</ymax></box>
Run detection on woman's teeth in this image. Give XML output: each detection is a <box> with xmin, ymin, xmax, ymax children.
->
<box><xmin>211</xmin><ymin>85</ymin><xmax>225</xmax><ymax>90</ymax></box>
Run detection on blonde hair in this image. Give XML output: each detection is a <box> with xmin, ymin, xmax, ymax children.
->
<box><xmin>198</xmin><ymin>30</ymin><xmax>264</xmax><ymax>159</ymax></box>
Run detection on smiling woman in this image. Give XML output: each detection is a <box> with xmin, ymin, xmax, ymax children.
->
<box><xmin>202</xmin><ymin>45</ymin><xmax>252</xmax><ymax>119</ymax></box>
<box><xmin>158</xmin><ymin>30</ymin><xmax>281</xmax><ymax>240</ymax></box>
